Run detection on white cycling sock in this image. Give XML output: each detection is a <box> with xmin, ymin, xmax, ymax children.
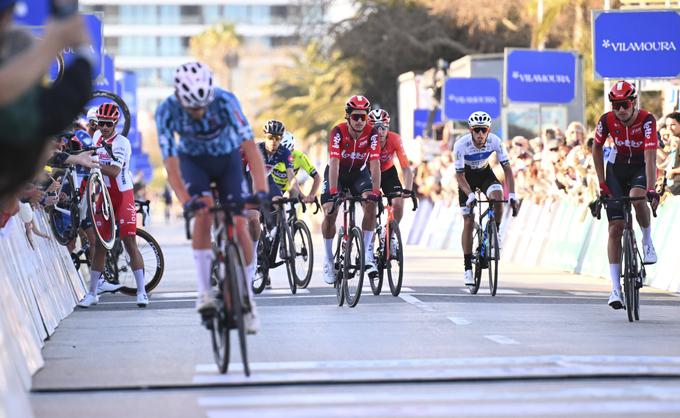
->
<box><xmin>133</xmin><ymin>269</ymin><xmax>145</xmax><ymax>295</ymax></box>
<box><xmin>363</xmin><ymin>230</ymin><xmax>374</xmax><ymax>257</ymax></box>
<box><xmin>89</xmin><ymin>270</ymin><xmax>101</xmax><ymax>294</ymax></box>
<box><xmin>324</xmin><ymin>238</ymin><xmax>334</xmax><ymax>263</ymax></box>
<box><xmin>251</xmin><ymin>239</ymin><xmax>259</xmax><ymax>280</ymax></box>
<box><xmin>193</xmin><ymin>249</ymin><xmax>212</xmax><ymax>295</ymax></box>
<box><xmin>609</xmin><ymin>264</ymin><xmax>621</xmax><ymax>292</ymax></box>
<box><xmin>641</xmin><ymin>226</ymin><xmax>652</xmax><ymax>246</ymax></box>
<box><xmin>90</xmin><ymin>270</ymin><xmax>104</xmax><ymax>295</ymax></box>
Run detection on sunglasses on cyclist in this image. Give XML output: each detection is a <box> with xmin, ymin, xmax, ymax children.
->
<box><xmin>471</xmin><ymin>126</ymin><xmax>489</xmax><ymax>134</ymax></box>
<box><xmin>266</xmin><ymin>134</ymin><xmax>283</xmax><ymax>142</ymax></box>
<box><xmin>350</xmin><ymin>113</ymin><xmax>367</xmax><ymax>122</ymax></box>
<box><xmin>612</xmin><ymin>100</ymin><xmax>632</xmax><ymax>111</ymax></box>
<box><xmin>97</xmin><ymin>120</ymin><xmax>115</xmax><ymax>127</ymax></box>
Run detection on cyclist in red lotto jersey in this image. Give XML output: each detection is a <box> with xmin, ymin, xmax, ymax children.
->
<box><xmin>592</xmin><ymin>80</ymin><xmax>659</xmax><ymax>310</ymax></box>
<box><xmin>368</xmin><ymin>109</ymin><xmax>413</xmax><ymax>224</ymax></box>
<box><xmin>320</xmin><ymin>95</ymin><xmax>382</xmax><ymax>284</ymax></box>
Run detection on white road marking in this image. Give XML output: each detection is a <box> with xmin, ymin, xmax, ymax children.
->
<box><xmin>456</xmin><ymin>288</ymin><xmax>521</xmax><ymax>295</ymax></box>
<box><xmin>261</xmin><ymin>288</ymin><xmax>310</xmax><ymax>295</ymax></box>
<box><xmin>485</xmin><ymin>335</ymin><xmax>520</xmax><ymax>345</ymax></box>
<box><xmin>398</xmin><ymin>293</ymin><xmax>435</xmax><ymax>312</ymax></box>
<box><xmin>151</xmin><ymin>291</ymin><xmax>198</xmax><ymax>299</ymax></box>
<box><xmin>568</xmin><ymin>291</ymin><xmax>610</xmax><ymax>297</ymax></box>
<box><xmin>447</xmin><ymin>316</ymin><xmax>471</xmax><ymax>325</ymax></box>
<box><xmin>203</xmin><ymin>401</ymin><xmax>680</xmax><ymax>418</ymax></box>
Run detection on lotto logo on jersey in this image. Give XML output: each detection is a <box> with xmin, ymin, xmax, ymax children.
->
<box><xmin>332</xmin><ymin>132</ymin><xmax>342</xmax><ymax>149</ymax></box>
<box><xmin>370</xmin><ymin>135</ymin><xmax>378</xmax><ymax>150</ymax></box>
<box><xmin>614</xmin><ymin>138</ymin><xmax>643</xmax><ymax>148</ymax></box>
<box><xmin>644</xmin><ymin>120</ymin><xmax>653</xmax><ymax>139</ymax></box>
<box><xmin>341</xmin><ymin>150</ymin><xmax>368</xmax><ymax>160</ymax></box>
<box><xmin>596</xmin><ymin>121</ymin><xmax>604</xmax><ymax>136</ymax></box>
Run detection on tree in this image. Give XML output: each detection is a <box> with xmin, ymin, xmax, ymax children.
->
<box><xmin>189</xmin><ymin>23</ymin><xmax>240</xmax><ymax>89</ymax></box>
<box><xmin>258</xmin><ymin>42</ymin><xmax>360</xmax><ymax>144</ymax></box>
<box><xmin>331</xmin><ymin>0</ymin><xmax>531</xmax><ymax>130</ymax></box>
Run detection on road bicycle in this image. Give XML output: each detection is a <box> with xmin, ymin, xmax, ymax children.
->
<box><xmin>185</xmin><ymin>183</ymin><xmax>261</xmax><ymax>375</ymax></box>
<box><xmin>252</xmin><ymin>197</ymin><xmax>319</xmax><ymax>294</ymax></box>
<box><xmin>370</xmin><ymin>191</ymin><xmax>418</xmax><ymax>296</ymax></box>
<box><xmin>591</xmin><ymin>195</ymin><xmax>656</xmax><ymax>322</ymax></box>
<box><xmin>329</xmin><ymin>194</ymin><xmax>377</xmax><ymax>307</ymax></box>
<box><xmin>468</xmin><ymin>190</ymin><xmax>511</xmax><ymax>296</ymax></box>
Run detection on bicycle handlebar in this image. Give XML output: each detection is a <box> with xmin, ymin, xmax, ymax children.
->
<box><xmin>328</xmin><ymin>194</ymin><xmax>377</xmax><ymax>216</ymax></box>
<box><xmin>135</xmin><ymin>199</ymin><xmax>150</xmax><ymax>227</ymax></box>
<box><xmin>590</xmin><ymin>195</ymin><xmax>656</xmax><ymax>220</ymax></box>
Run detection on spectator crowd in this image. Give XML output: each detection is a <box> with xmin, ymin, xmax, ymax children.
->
<box><xmin>414</xmin><ymin>112</ymin><xmax>680</xmax><ymax>207</ymax></box>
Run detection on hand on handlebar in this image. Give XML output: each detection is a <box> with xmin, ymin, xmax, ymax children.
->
<box><xmin>647</xmin><ymin>189</ymin><xmax>660</xmax><ymax>214</ymax></box>
<box><xmin>183</xmin><ymin>196</ymin><xmax>207</xmax><ymax>217</ymax></box>
<box><xmin>465</xmin><ymin>192</ymin><xmax>477</xmax><ymax>208</ymax></box>
<box><xmin>599</xmin><ymin>181</ymin><xmax>612</xmax><ymax>198</ymax></box>
<box><xmin>508</xmin><ymin>193</ymin><xmax>519</xmax><ymax>217</ymax></box>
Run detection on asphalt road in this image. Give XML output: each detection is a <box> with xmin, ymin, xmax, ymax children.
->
<box><xmin>30</xmin><ymin>222</ymin><xmax>680</xmax><ymax>418</ymax></box>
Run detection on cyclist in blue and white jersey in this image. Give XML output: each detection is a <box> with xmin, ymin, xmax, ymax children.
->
<box><xmin>453</xmin><ymin>111</ymin><xmax>517</xmax><ymax>288</ymax></box>
<box><xmin>155</xmin><ymin>62</ymin><xmax>268</xmax><ymax>332</ymax></box>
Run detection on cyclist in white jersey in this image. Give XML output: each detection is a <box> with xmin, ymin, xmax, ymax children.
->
<box><xmin>453</xmin><ymin>111</ymin><xmax>517</xmax><ymax>287</ymax></box>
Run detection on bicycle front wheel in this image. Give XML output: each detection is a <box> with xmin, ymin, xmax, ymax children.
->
<box><xmin>225</xmin><ymin>241</ymin><xmax>250</xmax><ymax>376</ymax></box>
<box><xmin>334</xmin><ymin>230</ymin><xmax>345</xmax><ymax>306</ymax></box>
<box><xmin>386</xmin><ymin>221</ymin><xmax>404</xmax><ymax>296</ymax></box>
<box><xmin>115</xmin><ymin>228</ymin><xmax>165</xmax><ymax>296</ymax></box>
<box><xmin>470</xmin><ymin>226</ymin><xmax>483</xmax><ymax>295</ymax></box>
<box><xmin>622</xmin><ymin>231</ymin><xmax>635</xmax><ymax>323</ymax></box>
<box><xmin>292</xmin><ymin>220</ymin><xmax>313</xmax><ymax>288</ymax></box>
<box><xmin>48</xmin><ymin>175</ymin><xmax>80</xmax><ymax>245</ymax></box>
<box><xmin>251</xmin><ymin>235</ymin><xmax>269</xmax><ymax>294</ymax></box>
<box><xmin>487</xmin><ymin>222</ymin><xmax>499</xmax><ymax>297</ymax></box>
<box><xmin>88</xmin><ymin>172</ymin><xmax>116</xmax><ymax>250</ymax></box>
<box><xmin>344</xmin><ymin>227</ymin><xmax>365</xmax><ymax>308</ymax></box>
<box><xmin>370</xmin><ymin>228</ymin><xmax>383</xmax><ymax>295</ymax></box>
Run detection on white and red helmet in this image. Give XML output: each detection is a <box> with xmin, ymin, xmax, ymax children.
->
<box><xmin>368</xmin><ymin>109</ymin><xmax>390</xmax><ymax>126</ymax></box>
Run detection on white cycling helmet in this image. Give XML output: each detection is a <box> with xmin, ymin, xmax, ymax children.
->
<box><xmin>280</xmin><ymin>131</ymin><xmax>295</xmax><ymax>151</ymax></box>
<box><xmin>174</xmin><ymin>61</ymin><xmax>215</xmax><ymax>108</ymax></box>
<box><xmin>86</xmin><ymin>106</ymin><xmax>98</xmax><ymax>122</ymax></box>
<box><xmin>468</xmin><ymin>111</ymin><xmax>492</xmax><ymax>128</ymax></box>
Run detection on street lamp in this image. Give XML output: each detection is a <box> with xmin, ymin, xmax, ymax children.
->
<box><xmin>223</xmin><ymin>51</ymin><xmax>239</xmax><ymax>91</ymax></box>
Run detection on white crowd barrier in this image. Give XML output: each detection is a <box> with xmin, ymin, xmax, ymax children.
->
<box><xmin>0</xmin><ymin>208</ymin><xmax>87</xmax><ymax>418</ymax></box>
<box><xmin>403</xmin><ymin>196</ymin><xmax>680</xmax><ymax>294</ymax></box>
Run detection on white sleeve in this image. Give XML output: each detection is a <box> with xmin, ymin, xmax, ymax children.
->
<box><xmin>453</xmin><ymin>136</ymin><xmax>466</xmax><ymax>173</ymax></box>
<box><xmin>492</xmin><ymin>134</ymin><xmax>510</xmax><ymax>165</ymax></box>
<box><xmin>111</xmin><ymin>137</ymin><xmax>130</xmax><ymax>168</ymax></box>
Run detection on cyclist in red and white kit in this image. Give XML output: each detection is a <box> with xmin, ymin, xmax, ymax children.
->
<box><xmin>368</xmin><ymin>109</ymin><xmax>413</xmax><ymax>252</ymax></box>
<box><xmin>320</xmin><ymin>95</ymin><xmax>382</xmax><ymax>284</ymax></box>
<box><xmin>592</xmin><ymin>80</ymin><xmax>659</xmax><ymax>310</ymax></box>
<box><xmin>78</xmin><ymin>103</ymin><xmax>148</xmax><ymax>308</ymax></box>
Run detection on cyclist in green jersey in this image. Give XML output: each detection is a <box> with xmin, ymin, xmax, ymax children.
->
<box><xmin>271</xmin><ymin>131</ymin><xmax>321</xmax><ymax>203</ymax></box>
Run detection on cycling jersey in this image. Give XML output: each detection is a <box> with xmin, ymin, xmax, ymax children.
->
<box><xmin>379</xmin><ymin>131</ymin><xmax>409</xmax><ymax>172</ymax></box>
<box><xmin>271</xmin><ymin>149</ymin><xmax>318</xmax><ymax>192</ymax></box>
<box><xmin>328</xmin><ymin>122</ymin><xmax>380</xmax><ymax>171</ymax></box>
<box><xmin>594</xmin><ymin>110</ymin><xmax>657</xmax><ymax>165</ymax></box>
<box><xmin>453</xmin><ymin>132</ymin><xmax>510</xmax><ymax>173</ymax></box>
<box><xmin>155</xmin><ymin>88</ymin><xmax>253</xmax><ymax>160</ymax></box>
<box><xmin>94</xmin><ymin>132</ymin><xmax>133</xmax><ymax>193</ymax></box>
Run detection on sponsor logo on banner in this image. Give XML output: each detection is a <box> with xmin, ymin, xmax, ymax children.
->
<box><xmin>447</xmin><ymin>95</ymin><xmax>498</xmax><ymax>104</ymax></box>
<box><xmin>511</xmin><ymin>71</ymin><xmax>572</xmax><ymax>84</ymax></box>
<box><xmin>601</xmin><ymin>39</ymin><xmax>677</xmax><ymax>52</ymax></box>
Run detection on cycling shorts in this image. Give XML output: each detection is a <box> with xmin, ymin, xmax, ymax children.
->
<box><xmin>458</xmin><ymin>166</ymin><xmax>502</xmax><ymax>216</ymax></box>
<box><xmin>380</xmin><ymin>165</ymin><xmax>403</xmax><ymax>196</ymax></box>
<box><xmin>320</xmin><ymin>165</ymin><xmax>373</xmax><ymax>204</ymax></box>
<box><xmin>95</xmin><ymin>189</ymin><xmax>137</xmax><ymax>239</ymax></box>
<box><xmin>179</xmin><ymin>151</ymin><xmax>249</xmax><ymax>206</ymax></box>
<box><xmin>604</xmin><ymin>162</ymin><xmax>646</xmax><ymax>221</ymax></box>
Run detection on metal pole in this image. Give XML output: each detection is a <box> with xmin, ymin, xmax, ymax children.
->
<box><xmin>603</xmin><ymin>0</ymin><xmax>611</xmax><ymax>113</ymax></box>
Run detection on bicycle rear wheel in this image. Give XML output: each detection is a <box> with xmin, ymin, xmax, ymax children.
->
<box><xmin>487</xmin><ymin>222</ymin><xmax>499</xmax><ymax>297</ymax></box>
<box><xmin>88</xmin><ymin>172</ymin><xmax>116</xmax><ymax>250</ymax></box>
<box><xmin>225</xmin><ymin>241</ymin><xmax>250</xmax><ymax>376</ymax></box>
<box><xmin>622</xmin><ymin>231</ymin><xmax>635</xmax><ymax>323</ymax></box>
<box><xmin>370</xmin><ymin>228</ymin><xmax>383</xmax><ymax>296</ymax></box>
<box><xmin>386</xmin><ymin>221</ymin><xmax>404</xmax><ymax>297</ymax></box>
<box><xmin>344</xmin><ymin>227</ymin><xmax>365</xmax><ymax>308</ymax></box>
<box><xmin>252</xmin><ymin>231</ymin><xmax>270</xmax><ymax>294</ymax></box>
<box><xmin>292</xmin><ymin>220</ymin><xmax>313</xmax><ymax>288</ymax></box>
<box><xmin>115</xmin><ymin>228</ymin><xmax>165</xmax><ymax>296</ymax></box>
<box><xmin>469</xmin><ymin>226</ymin><xmax>483</xmax><ymax>295</ymax></box>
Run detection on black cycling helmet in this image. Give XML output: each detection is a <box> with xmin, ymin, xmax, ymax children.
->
<box><xmin>263</xmin><ymin>119</ymin><xmax>285</xmax><ymax>136</ymax></box>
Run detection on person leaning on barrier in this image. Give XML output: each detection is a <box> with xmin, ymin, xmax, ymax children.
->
<box><xmin>0</xmin><ymin>1</ymin><xmax>94</xmax><ymax>201</ymax></box>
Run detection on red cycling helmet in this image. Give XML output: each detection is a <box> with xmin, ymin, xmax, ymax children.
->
<box><xmin>96</xmin><ymin>103</ymin><xmax>120</xmax><ymax>122</ymax></box>
<box><xmin>368</xmin><ymin>109</ymin><xmax>390</xmax><ymax>126</ymax></box>
<box><xmin>608</xmin><ymin>80</ymin><xmax>637</xmax><ymax>102</ymax></box>
<box><xmin>345</xmin><ymin>95</ymin><xmax>371</xmax><ymax>114</ymax></box>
